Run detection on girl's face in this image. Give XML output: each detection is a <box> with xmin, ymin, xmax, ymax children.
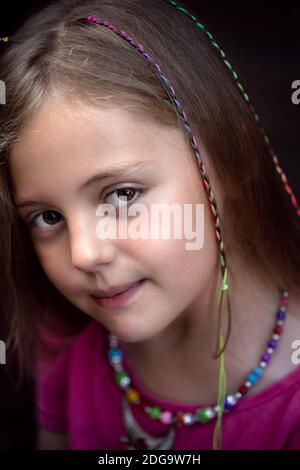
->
<box><xmin>10</xmin><ymin>97</ymin><xmax>220</xmax><ymax>344</ymax></box>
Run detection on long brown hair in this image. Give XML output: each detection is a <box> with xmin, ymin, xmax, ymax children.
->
<box><xmin>0</xmin><ymin>0</ymin><xmax>299</xmax><ymax>377</ymax></box>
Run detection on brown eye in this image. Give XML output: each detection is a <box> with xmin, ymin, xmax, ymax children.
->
<box><xmin>29</xmin><ymin>210</ymin><xmax>63</xmax><ymax>230</ymax></box>
<box><xmin>105</xmin><ymin>187</ymin><xmax>143</xmax><ymax>208</ymax></box>
<box><xmin>42</xmin><ymin>211</ymin><xmax>62</xmax><ymax>225</ymax></box>
<box><xmin>116</xmin><ymin>188</ymin><xmax>135</xmax><ymax>201</ymax></box>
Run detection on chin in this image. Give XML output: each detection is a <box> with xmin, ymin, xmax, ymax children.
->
<box><xmin>109</xmin><ymin>321</ymin><xmax>167</xmax><ymax>345</ymax></box>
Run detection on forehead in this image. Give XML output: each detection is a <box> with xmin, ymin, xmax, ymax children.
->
<box><xmin>9</xmin><ymin>97</ymin><xmax>200</xmax><ymax>200</ymax></box>
<box><xmin>10</xmin><ymin>97</ymin><xmax>190</xmax><ymax>163</ymax></box>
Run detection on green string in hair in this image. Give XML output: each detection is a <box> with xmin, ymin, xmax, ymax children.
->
<box><xmin>212</xmin><ymin>268</ymin><xmax>229</xmax><ymax>450</ymax></box>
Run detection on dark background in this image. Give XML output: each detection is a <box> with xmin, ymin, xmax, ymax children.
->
<box><xmin>0</xmin><ymin>0</ymin><xmax>299</xmax><ymax>449</ymax></box>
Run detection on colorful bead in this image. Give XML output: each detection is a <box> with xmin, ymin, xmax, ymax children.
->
<box><xmin>268</xmin><ymin>339</ymin><xmax>278</xmax><ymax>349</ymax></box>
<box><xmin>274</xmin><ymin>325</ymin><xmax>283</xmax><ymax>335</ymax></box>
<box><xmin>176</xmin><ymin>412</ymin><xmax>185</xmax><ymax>426</ymax></box>
<box><xmin>115</xmin><ymin>370</ymin><xmax>130</xmax><ymax>388</ymax></box>
<box><xmin>247</xmin><ymin>373</ymin><xmax>258</xmax><ymax>384</ymax></box>
<box><xmin>277</xmin><ymin>309</ymin><xmax>286</xmax><ymax>320</ymax></box>
<box><xmin>182</xmin><ymin>412</ymin><xmax>195</xmax><ymax>425</ymax></box>
<box><xmin>160</xmin><ymin>410</ymin><xmax>173</xmax><ymax>425</ymax></box>
<box><xmin>108</xmin><ymin>347</ymin><xmax>122</xmax><ymax>364</ymax></box>
<box><xmin>147</xmin><ymin>406</ymin><xmax>161</xmax><ymax>419</ymax></box>
<box><xmin>253</xmin><ymin>367</ymin><xmax>263</xmax><ymax>377</ymax></box>
<box><xmin>224</xmin><ymin>395</ymin><xmax>237</xmax><ymax>411</ymax></box>
<box><xmin>239</xmin><ymin>385</ymin><xmax>248</xmax><ymax>395</ymax></box>
<box><xmin>197</xmin><ymin>408</ymin><xmax>214</xmax><ymax>423</ymax></box>
<box><xmin>261</xmin><ymin>352</ymin><xmax>270</xmax><ymax>362</ymax></box>
<box><xmin>127</xmin><ymin>389</ymin><xmax>140</xmax><ymax>403</ymax></box>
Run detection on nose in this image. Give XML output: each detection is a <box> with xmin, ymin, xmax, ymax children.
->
<box><xmin>69</xmin><ymin>216</ymin><xmax>115</xmax><ymax>272</ymax></box>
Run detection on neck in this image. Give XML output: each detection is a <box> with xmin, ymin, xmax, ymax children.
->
<box><xmin>119</xmin><ymin>254</ymin><xmax>283</xmax><ymax>404</ymax></box>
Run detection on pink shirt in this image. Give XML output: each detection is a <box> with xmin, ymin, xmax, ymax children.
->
<box><xmin>35</xmin><ymin>319</ymin><xmax>300</xmax><ymax>450</ymax></box>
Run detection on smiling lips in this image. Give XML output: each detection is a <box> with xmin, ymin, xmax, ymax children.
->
<box><xmin>91</xmin><ymin>279</ymin><xmax>145</xmax><ymax>309</ymax></box>
<box><xmin>92</xmin><ymin>280</ymin><xmax>144</xmax><ymax>298</ymax></box>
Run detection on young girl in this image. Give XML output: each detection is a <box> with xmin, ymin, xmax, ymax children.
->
<box><xmin>0</xmin><ymin>0</ymin><xmax>300</xmax><ymax>451</ymax></box>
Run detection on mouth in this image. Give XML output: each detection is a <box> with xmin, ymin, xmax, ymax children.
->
<box><xmin>91</xmin><ymin>279</ymin><xmax>146</xmax><ymax>310</ymax></box>
<box><xmin>91</xmin><ymin>280</ymin><xmax>144</xmax><ymax>298</ymax></box>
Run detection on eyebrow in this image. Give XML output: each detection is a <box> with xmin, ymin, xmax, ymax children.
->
<box><xmin>16</xmin><ymin>159</ymin><xmax>154</xmax><ymax>209</ymax></box>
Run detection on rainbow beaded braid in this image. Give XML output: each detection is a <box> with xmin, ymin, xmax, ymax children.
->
<box><xmin>81</xmin><ymin>16</ymin><xmax>232</xmax><ymax>338</ymax></box>
<box><xmin>82</xmin><ymin>15</ymin><xmax>232</xmax><ymax>448</ymax></box>
<box><xmin>80</xmin><ymin>13</ymin><xmax>299</xmax><ymax>448</ymax></box>
<box><xmin>108</xmin><ymin>289</ymin><xmax>288</xmax><ymax>450</ymax></box>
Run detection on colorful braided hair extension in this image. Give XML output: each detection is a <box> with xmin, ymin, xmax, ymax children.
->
<box><xmin>1</xmin><ymin>1</ymin><xmax>299</xmax><ymax>451</ymax></box>
<box><xmin>82</xmin><ymin>15</ymin><xmax>230</xmax><ymax>451</ymax></box>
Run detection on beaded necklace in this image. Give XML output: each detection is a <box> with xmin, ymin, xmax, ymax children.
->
<box><xmin>107</xmin><ymin>289</ymin><xmax>288</xmax><ymax>450</ymax></box>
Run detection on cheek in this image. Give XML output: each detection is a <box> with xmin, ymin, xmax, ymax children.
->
<box><xmin>163</xmin><ymin>238</ymin><xmax>217</xmax><ymax>283</ymax></box>
<box><xmin>126</xmin><ymin>215</ymin><xmax>218</xmax><ymax>292</ymax></box>
<box><xmin>121</xmin><ymin>197</ymin><xmax>218</xmax><ymax>275</ymax></box>
<box><xmin>33</xmin><ymin>243</ymin><xmax>71</xmax><ymax>290</ymax></box>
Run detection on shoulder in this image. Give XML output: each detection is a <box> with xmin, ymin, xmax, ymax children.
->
<box><xmin>35</xmin><ymin>318</ymin><xmax>106</xmax><ymax>382</ymax></box>
<box><xmin>35</xmin><ymin>318</ymin><xmax>108</xmax><ymax>436</ymax></box>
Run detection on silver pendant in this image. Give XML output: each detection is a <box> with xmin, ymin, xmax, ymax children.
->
<box><xmin>120</xmin><ymin>397</ymin><xmax>177</xmax><ymax>450</ymax></box>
